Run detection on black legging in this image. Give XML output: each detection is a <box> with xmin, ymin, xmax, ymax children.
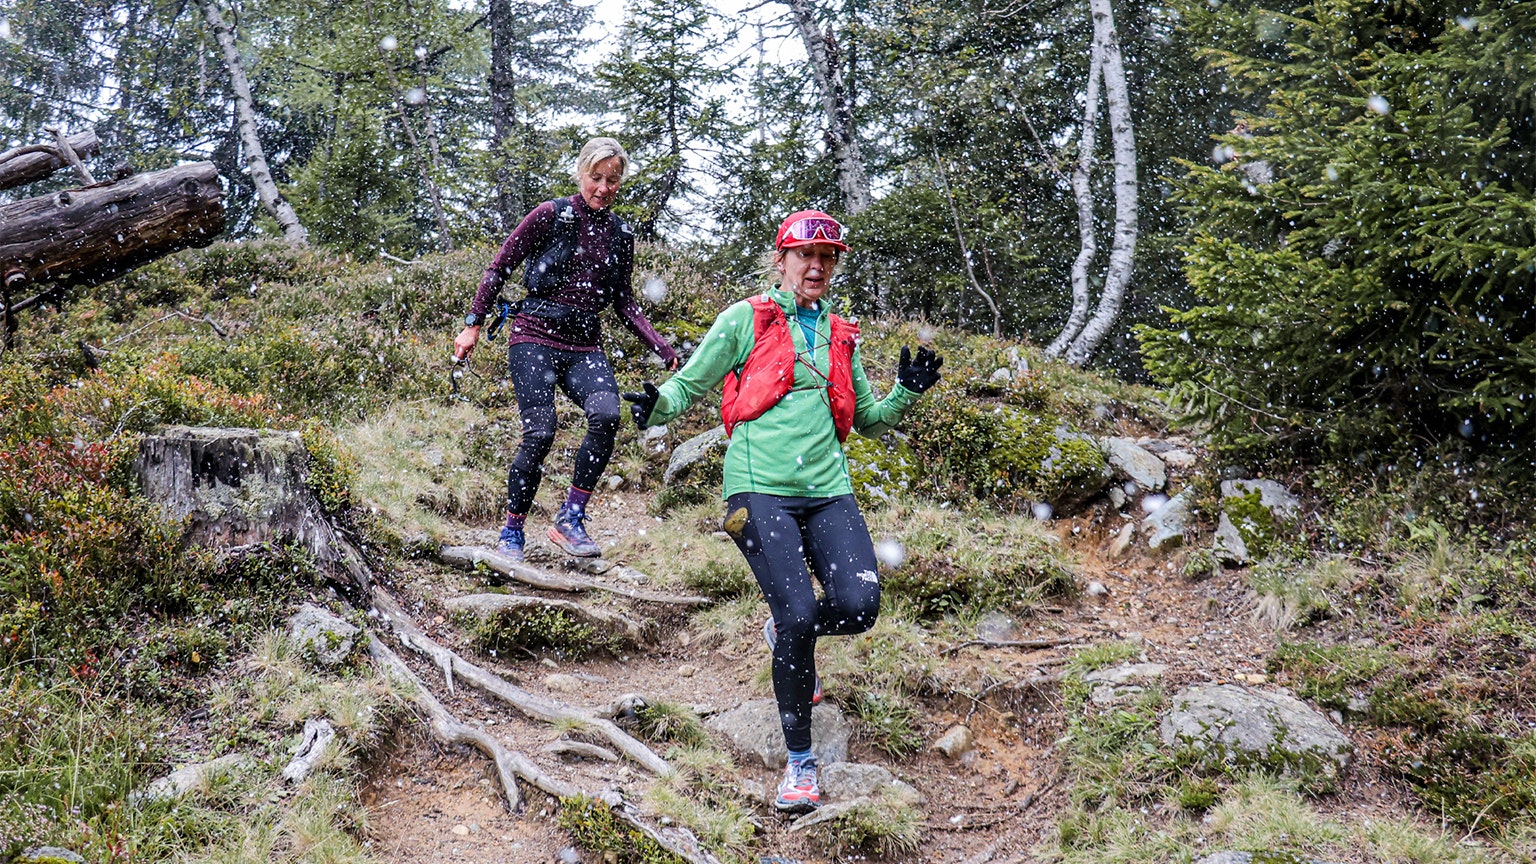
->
<box><xmin>724</xmin><ymin>492</ymin><xmax>881</xmax><ymax>752</ymax></box>
<box><xmin>505</xmin><ymin>342</ymin><xmax>621</xmax><ymax>514</ymax></box>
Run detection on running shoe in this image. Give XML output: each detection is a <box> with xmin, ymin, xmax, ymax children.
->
<box><xmin>774</xmin><ymin>757</ymin><xmax>821</xmax><ymax>812</ymax></box>
<box><xmin>763</xmin><ymin>617</ymin><xmax>822</xmax><ymax>705</ymax></box>
<box><xmin>548</xmin><ymin>504</ymin><xmax>601</xmax><ymax>557</ymax></box>
<box><xmin>496</xmin><ymin>525</ymin><xmax>525</xmax><ymax>562</ymax></box>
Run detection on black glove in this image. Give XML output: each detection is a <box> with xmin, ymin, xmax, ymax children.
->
<box><xmin>622</xmin><ymin>381</ymin><xmax>661</xmax><ymax>428</ymax></box>
<box><xmin>896</xmin><ymin>346</ymin><xmax>943</xmax><ymax>394</ymax></box>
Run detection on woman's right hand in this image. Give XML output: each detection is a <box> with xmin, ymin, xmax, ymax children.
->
<box><xmin>453</xmin><ymin>325</ymin><xmax>481</xmax><ymax>361</ymax></box>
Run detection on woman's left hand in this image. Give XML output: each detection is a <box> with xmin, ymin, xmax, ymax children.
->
<box><xmin>896</xmin><ymin>346</ymin><xmax>943</xmax><ymax>393</ymax></box>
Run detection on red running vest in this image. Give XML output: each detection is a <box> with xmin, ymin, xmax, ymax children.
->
<box><xmin>720</xmin><ymin>295</ymin><xmax>859</xmax><ymax>442</ymax></box>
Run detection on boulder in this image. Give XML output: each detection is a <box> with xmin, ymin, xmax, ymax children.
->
<box><xmin>663</xmin><ymin>424</ymin><xmax>727</xmax><ymax>485</ymax></box>
<box><xmin>1085</xmin><ymin>662</ymin><xmax>1166</xmax><ymax>707</ymax></box>
<box><xmin>704</xmin><ymin>699</ymin><xmax>851</xmax><ymax>768</ymax></box>
<box><xmin>1160</xmin><ymin>684</ymin><xmax>1352</xmax><ymax>782</ymax></box>
<box><xmin>287</xmin><ymin>604</ymin><xmax>360</xmax><ymax>669</ymax></box>
<box><xmin>1143</xmin><ymin>488</ymin><xmax>1195</xmax><ymax>550</ymax></box>
<box><xmin>1218</xmin><ymin>479</ymin><xmax>1302</xmax><ymax>562</ymax></box>
<box><xmin>1101</xmin><ymin>437</ymin><xmax>1167</xmax><ymax>492</ymax></box>
<box><xmin>820</xmin><ymin>762</ymin><xmax>922</xmax><ymax>804</ymax></box>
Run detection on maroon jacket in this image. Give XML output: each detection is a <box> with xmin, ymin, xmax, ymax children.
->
<box><xmin>469</xmin><ymin>194</ymin><xmax>676</xmax><ymax>363</ymax></box>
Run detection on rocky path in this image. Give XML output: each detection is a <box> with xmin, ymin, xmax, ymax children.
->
<box><xmin>356</xmin><ymin>490</ymin><xmax>1323</xmax><ymax>864</ymax></box>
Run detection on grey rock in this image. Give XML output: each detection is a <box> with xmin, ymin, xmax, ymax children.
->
<box><xmin>1160</xmin><ymin>449</ymin><xmax>1198</xmax><ymax>470</ymax></box>
<box><xmin>989</xmin><ymin>367</ymin><xmax>1013</xmax><ymax>383</ymax></box>
<box><xmin>1047</xmin><ymin>426</ymin><xmax>1114</xmax><ymax>512</ymax></box>
<box><xmin>1213</xmin><ymin>512</ymin><xmax>1249</xmax><ymax>564</ymax></box>
<box><xmin>1196</xmin><ymin>853</ymin><xmax>1347</xmax><ymax>864</ymax></box>
<box><xmin>1085</xmin><ymin>581</ymin><xmax>1109</xmax><ymax>597</ymax></box>
<box><xmin>664</xmin><ymin>424</ymin><xmax>727</xmax><ymax>484</ymax></box>
<box><xmin>704</xmin><ymin>700</ymin><xmax>850</xmax><ymax>768</ymax></box>
<box><xmin>1161</xmin><ymin>684</ymin><xmax>1353</xmax><ymax>780</ymax></box>
<box><xmin>133</xmin><ymin>753</ymin><xmax>253</xmax><ymax>803</ymax></box>
<box><xmin>287</xmin><ymin>604</ymin><xmax>360</xmax><ymax>669</ymax></box>
<box><xmin>1084</xmin><ymin>663</ymin><xmax>1167</xmax><ymax>686</ymax></box>
<box><xmin>18</xmin><ymin>848</ymin><xmax>86</xmax><ymax>864</ymax></box>
<box><xmin>975</xmin><ymin>611</ymin><xmax>1019</xmax><ymax>642</ymax></box>
<box><xmin>932</xmin><ymin>724</ymin><xmax>974</xmax><ymax>759</ymax></box>
<box><xmin>820</xmin><ymin>762</ymin><xmax>921</xmax><ymax>804</ymax></box>
<box><xmin>1101</xmin><ymin>437</ymin><xmax>1167</xmax><ymax>492</ymax></box>
<box><xmin>1144</xmin><ymin>488</ymin><xmax>1195</xmax><ymax>550</ymax></box>
<box><xmin>1220</xmin><ymin>479</ymin><xmax>1301</xmax><ymax>521</ymax></box>
<box><xmin>1108</xmin><ymin>522</ymin><xmax>1136</xmax><ymax>560</ymax></box>
<box><xmin>603</xmin><ymin>473</ymin><xmax>626</xmax><ymax>491</ymax></box>
<box><xmin>1108</xmin><ymin>485</ymin><xmax>1127</xmax><ymax>509</ymax></box>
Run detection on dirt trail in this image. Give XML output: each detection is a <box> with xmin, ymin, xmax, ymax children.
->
<box><xmin>359</xmin><ymin>493</ymin><xmax>1392</xmax><ymax>864</ymax></box>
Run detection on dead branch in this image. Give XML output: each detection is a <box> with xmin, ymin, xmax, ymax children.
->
<box><xmin>370</xmin><ymin>585</ymin><xmax>674</xmax><ymax>777</ymax></box>
<box><xmin>43</xmin><ymin>125</ymin><xmax>96</xmax><ymax>185</ymax></box>
<box><xmin>438</xmin><ymin>545</ymin><xmax>712</xmax><ymax>607</ymax></box>
<box><xmin>0</xmin><ymin>130</ymin><xmax>100</xmax><ymax>191</ymax></box>
<box><xmin>443</xmin><ymin>592</ymin><xmax>649</xmax><ymax>646</ymax></box>
<box><xmin>940</xmin><ymin>637</ymin><xmax>1079</xmax><ymax>656</ymax></box>
<box><xmin>541</xmin><ymin>740</ymin><xmax>620</xmax><ymax>762</ymax></box>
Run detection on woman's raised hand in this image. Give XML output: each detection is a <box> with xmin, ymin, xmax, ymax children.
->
<box><xmin>622</xmin><ymin>381</ymin><xmax>661</xmax><ymax>428</ymax></box>
<box><xmin>896</xmin><ymin>346</ymin><xmax>943</xmax><ymax>394</ymax></box>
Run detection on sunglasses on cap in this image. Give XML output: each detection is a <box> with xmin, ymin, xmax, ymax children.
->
<box><xmin>781</xmin><ymin>215</ymin><xmax>846</xmax><ymax>245</ymax></box>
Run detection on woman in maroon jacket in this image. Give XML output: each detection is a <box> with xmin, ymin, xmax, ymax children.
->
<box><xmin>453</xmin><ymin>138</ymin><xmax>678</xmax><ymax>561</ymax></box>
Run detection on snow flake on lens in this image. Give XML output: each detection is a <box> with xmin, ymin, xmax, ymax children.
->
<box><xmin>379</xmin><ymin>35</ymin><xmax>398</xmax><ymax>52</ymax></box>
<box><xmin>1031</xmin><ymin>502</ymin><xmax>1053</xmax><ymax>521</ymax></box>
<box><xmin>642</xmin><ymin>275</ymin><xmax>668</xmax><ymax>303</ymax></box>
<box><xmin>874</xmin><ymin>539</ymin><xmax>905</xmax><ymax>568</ymax></box>
<box><xmin>405</xmin><ymin>88</ymin><xmax>427</xmax><ymax>106</ymax></box>
<box><xmin>1366</xmin><ymin>95</ymin><xmax>1390</xmax><ymax>115</ymax></box>
<box><xmin>1141</xmin><ymin>493</ymin><xmax>1169</xmax><ymax>514</ymax></box>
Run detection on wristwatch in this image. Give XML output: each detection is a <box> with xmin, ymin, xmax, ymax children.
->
<box><xmin>464</xmin><ymin>312</ymin><xmax>483</xmax><ymax>327</ymax></box>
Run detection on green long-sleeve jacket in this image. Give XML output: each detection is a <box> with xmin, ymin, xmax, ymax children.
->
<box><xmin>647</xmin><ymin>288</ymin><xmax>920</xmax><ymax>499</ymax></box>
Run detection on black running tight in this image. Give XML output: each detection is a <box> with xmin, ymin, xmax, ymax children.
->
<box><xmin>505</xmin><ymin>342</ymin><xmax>621</xmax><ymax>514</ymax></box>
<box><xmin>724</xmin><ymin>492</ymin><xmax>881</xmax><ymax>752</ymax></box>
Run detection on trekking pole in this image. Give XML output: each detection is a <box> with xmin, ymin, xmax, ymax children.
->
<box><xmin>449</xmin><ymin>354</ymin><xmax>468</xmax><ymax>401</ymax></box>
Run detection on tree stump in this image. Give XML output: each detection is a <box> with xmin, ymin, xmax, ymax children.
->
<box><xmin>133</xmin><ymin>426</ymin><xmax>369</xmax><ymax>590</ymax></box>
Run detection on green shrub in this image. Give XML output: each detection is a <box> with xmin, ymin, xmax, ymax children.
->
<box><xmin>679</xmin><ymin>559</ymin><xmax>755</xmax><ymax>600</ymax></box>
<box><xmin>906</xmin><ymin>391</ymin><xmax>1108</xmax><ymax>507</ymax></box>
<box><xmin>1268</xmin><ymin>642</ymin><xmax>1392</xmax><ymax>712</ymax></box>
<box><xmin>558</xmin><ymin>796</ymin><xmax>688</xmax><ymax>864</ymax></box>
<box><xmin>846</xmin><ymin>690</ymin><xmax>925</xmax><ymax>759</ymax></box>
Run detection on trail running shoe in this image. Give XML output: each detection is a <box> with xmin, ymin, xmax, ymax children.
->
<box><xmin>763</xmin><ymin>617</ymin><xmax>822</xmax><ymax>705</ymax></box>
<box><xmin>774</xmin><ymin>757</ymin><xmax>821</xmax><ymax>812</ymax></box>
<box><xmin>547</xmin><ymin>504</ymin><xmax>601</xmax><ymax>557</ymax></box>
<box><xmin>496</xmin><ymin>525</ymin><xmax>525</xmax><ymax>562</ymax></box>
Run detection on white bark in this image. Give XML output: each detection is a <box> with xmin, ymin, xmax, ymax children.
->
<box><xmin>199</xmin><ymin>0</ymin><xmax>307</xmax><ymax>245</ymax></box>
<box><xmin>782</xmin><ymin>0</ymin><xmax>871</xmax><ymax>215</ymax></box>
<box><xmin>1045</xmin><ymin>39</ymin><xmax>1103</xmax><ymax>358</ymax></box>
<box><xmin>1064</xmin><ymin>0</ymin><xmax>1138</xmax><ymax>367</ymax></box>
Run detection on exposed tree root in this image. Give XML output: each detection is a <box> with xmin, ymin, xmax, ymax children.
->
<box><xmin>370</xmin><ymin>584</ymin><xmax>674</xmax><ymax>777</ymax></box>
<box><xmin>444</xmin><ymin>592</ymin><xmax>649</xmax><ymax>646</ymax></box>
<box><xmin>368</xmin><ymin>634</ymin><xmax>566</xmax><ymax>810</ymax></box>
<box><xmin>369</xmin><ymin>633</ymin><xmax>725</xmax><ymax>864</ymax></box>
<box><xmin>438</xmin><ymin>545</ymin><xmax>712</xmax><ymax>607</ymax></box>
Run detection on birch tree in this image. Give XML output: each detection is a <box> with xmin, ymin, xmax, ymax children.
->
<box><xmin>781</xmin><ymin>0</ymin><xmax>870</xmax><ymax>215</ymax></box>
<box><xmin>198</xmin><ymin>0</ymin><xmax>308</xmax><ymax>245</ymax></box>
<box><xmin>1047</xmin><ymin>0</ymin><xmax>1137</xmax><ymax>366</ymax></box>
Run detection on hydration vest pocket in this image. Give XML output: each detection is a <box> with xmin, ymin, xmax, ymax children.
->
<box><xmin>517</xmin><ymin>297</ymin><xmax>602</xmax><ymax>345</ymax></box>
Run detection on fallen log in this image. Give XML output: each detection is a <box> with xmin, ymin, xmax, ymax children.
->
<box><xmin>0</xmin><ymin>161</ymin><xmax>224</xmax><ymax>295</ymax></box>
<box><xmin>0</xmin><ymin>130</ymin><xmax>101</xmax><ymax>191</ymax></box>
<box><xmin>438</xmin><ymin>545</ymin><xmax>712</xmax><ymax>607</ymax></box>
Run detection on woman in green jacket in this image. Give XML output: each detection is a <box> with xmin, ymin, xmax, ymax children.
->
<box><xmin>623</xmin><ymin>211</ymin><xmax>942</xmax><ymax>812</ymax></box>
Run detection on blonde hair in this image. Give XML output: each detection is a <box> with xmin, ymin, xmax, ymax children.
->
<box><xmin>572</xmin><ymin>137</ymin><xmax>628</xmax><ymax>182</ymax></box>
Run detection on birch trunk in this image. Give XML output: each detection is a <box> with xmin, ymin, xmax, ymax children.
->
<box><xmin>198</xmin><ymin>0</ymin><xmax>308</xmax><ymax>245</ymax></box>
<box><xmin>782</xmin><ymin>0</ymin><xmax>871</xmax><ymax>215</ymax></box>
<box><xmin>1064</xmin><ymin>0</ymin><xmax>1138</xmax><ymax>367</ymax></box>
<box><xmin>1045</xmin><ymin>39</ymin><xmax>1104</xmax><ymax>358</ymax></box>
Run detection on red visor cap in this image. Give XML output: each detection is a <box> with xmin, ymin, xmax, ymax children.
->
<box><xmin>774</xmin><ymin>210</ymin><xmax>851</xmax><ymax>252</ymax></box>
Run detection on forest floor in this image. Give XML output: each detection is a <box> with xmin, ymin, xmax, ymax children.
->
<box><xmin>352</xmin><ymin>488</ymin><xmax>1427</xmax><ymax>864</ymax></box>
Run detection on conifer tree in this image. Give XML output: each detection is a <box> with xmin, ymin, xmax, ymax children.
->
<box><xmin>1140</xmin><ymin>0</ymin><xmax>1536</xmax><ymax>464</ymax></box>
